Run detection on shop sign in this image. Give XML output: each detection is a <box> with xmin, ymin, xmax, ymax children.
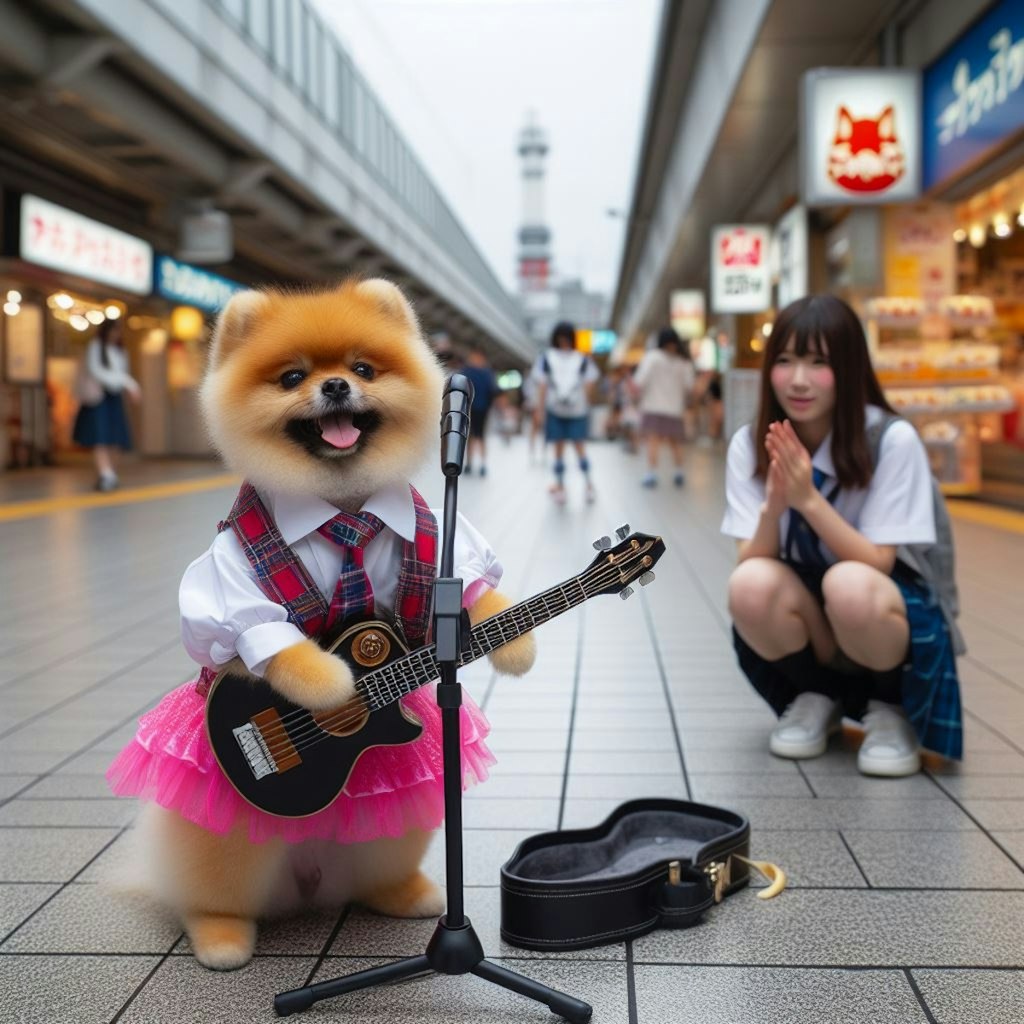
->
<box><xmin>710</xmin><ymin>225</ymin><xmax>771</xmax><ymax>313</ymax></box>
<box><xmin>19</xmin><ymin>195</ymin><xmax>152</xmax><ymax>294</ymax></box>
<box><xmin>801</xmin><ymin>69</ymin><xmax>921</xmax><ymax>206</ymax></box>
<box><xmin>155</xmin><ymin>255</ymin><xmax>245</xmax><ymax>312</ymax></box>
<box><xmin>774</xmin><ymin>205</ymin><xmax>809</xmax><ymax>309</ymax></box>
<box><xmin>669</xmin><ymin>290</ymin><xmax>705</xmax><ymax>338</ymax></box>
<box><xmin>923</xmin><ymin>0</ymin><xmax>1024</xmax><ymax>191</ymax></box>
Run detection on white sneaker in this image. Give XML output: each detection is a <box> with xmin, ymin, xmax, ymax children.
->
<box><xmin>857</xmin><ymin>700</ymin><xmax>921</xmax><ymax>777</ymax></box>
<box><xmin>769</xmin><ymin>692</ymin><xmax>843</xmax><ymax>759</ymax></box>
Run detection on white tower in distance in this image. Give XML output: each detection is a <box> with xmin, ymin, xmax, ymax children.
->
<box><xmin>517</xmin><ymin>113</ymin><xmax>552</xmax><ymax>294</ymax></box>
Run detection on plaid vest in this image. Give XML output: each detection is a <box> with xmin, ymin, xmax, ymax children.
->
<box><xmin>194</xmin><ymin>482</ymin><xmax>438</xmax><ymax>697</ymax></box>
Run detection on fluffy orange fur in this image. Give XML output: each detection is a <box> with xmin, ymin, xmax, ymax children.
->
<box><xmin>124</xmin><ymin>278</ymin><xmax>536</xmax><ymax>971</ymax></box>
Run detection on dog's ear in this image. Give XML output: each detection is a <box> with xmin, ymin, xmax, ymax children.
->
<box><xmin>208</xmin><ymin>291</ymin><xmax>270</xmax><ymax>368</ymax></box>
<box><xmin>355</xmin><ymin>278</ymin><xmax>419</xmax><ymax>330</ymax></box>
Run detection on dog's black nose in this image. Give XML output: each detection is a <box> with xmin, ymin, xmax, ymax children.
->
<box><xmin>321</xmin><ymin>378</ymin><xmax>350</xmax><ymax>401</ymax></box>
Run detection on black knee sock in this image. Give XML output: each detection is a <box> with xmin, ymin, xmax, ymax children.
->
<box><xmin>871</xmin><ymin>664</ymin><xmax>904</xmax><ymax>705</ymax></box>
<box><xmin>773</xmin><ymin>645</ymin><xmax>843</xmax><ymax>701</ymax></box>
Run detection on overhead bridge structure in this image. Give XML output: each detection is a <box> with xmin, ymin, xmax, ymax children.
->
<box><xmin>0</xmin><ymin>0</ymin><xmax>531</xmax><ymax>363</ymax></box>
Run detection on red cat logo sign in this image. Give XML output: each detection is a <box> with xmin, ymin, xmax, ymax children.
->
<box><xmin>711</xmin><ymin>225</ymin><xmax>771</xmax><ymax>314</ymax></box>
<box><xmin>802</xmin><ymin>69</ymin><xmax>920</xmax><ymax>206</ymax></box>
<box><xmin>827</xmin><ymin>105</ymin><xmax>905</xmax><ymax>193</ymax></box>
<box><xmin>719</xmin><ymin>229</ymin><xmax>763</xmax><ymax>267</ymax></box>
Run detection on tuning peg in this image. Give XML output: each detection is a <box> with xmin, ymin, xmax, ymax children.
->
<box><xmin>614</xmin><ymin>523</ymin><xmax>631</xmax><ymax>541</ymax></box>
<box><xmin>638</xmin><ymin>571</ymin><xmax>655</xmax><ymax>587</ymax></box>
<box><xmin>592</xmin><ymin>535</ymin><xmax>612</xmax><ymax>551</ymax></box>
<box><xmin>619</xmin><ymin>586</ymin><xmax>634</xmax><ymax>601</ymax></box>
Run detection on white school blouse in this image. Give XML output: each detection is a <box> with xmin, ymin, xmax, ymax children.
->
<box><xmin>180</xmin><ymin>482</ymin><xmax>503</xmax><ymax>676</ymax></box>
<box><xmin>85</xmin><ymin>340</ymin><xmax>138</xmax><ymax>394</ymax></box>
<box><xmin>720</xmin><ymin>406</ymin><xmax>936</xmax><ymax>564</ymax></box>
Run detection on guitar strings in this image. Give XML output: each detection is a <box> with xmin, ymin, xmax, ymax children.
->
<box><xmin>253</xmin><ymin>558</ymin><xmax>628</xmax><ymax>757</ymax></box>
<box><xmin>253</xmin><ymin>558</ymin><xmax>632</xmax><ymax>759</ymax></box>
<box><xmin>251</xmin><ymin>557</ymin><xmax>623</xmax><ymax>752</ymax></box>
<box><xmin>248</xmin><ymin>558</ymin><xmax>635</xmax><ymax>761</ymax></box>
<box><xmin>253</xmin><ymin>573</ymin><xmax>603</xmax><ymax>759</ymax></box>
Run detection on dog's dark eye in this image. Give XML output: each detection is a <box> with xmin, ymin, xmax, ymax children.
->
<box><xmin>353</xmin><ymin>362</ymin><xmax>375</xmax><ymax>380</ymax></box>
<box><xmin>279</xmin><ymin>369</ymin><xmax>306</xmax><ymax>390</ymax></box>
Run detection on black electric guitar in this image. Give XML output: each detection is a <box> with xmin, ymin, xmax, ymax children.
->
<box><xmin>205</xmin><ymin>527</ymin><xmax>665</xmax><ymax>817</ymax></box>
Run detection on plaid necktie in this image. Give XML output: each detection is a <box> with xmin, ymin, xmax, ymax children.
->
<box><xmin>317</xmin><ymin>510</ymin><xmax>387</xmax><ymax>629</ymax></box>
<box><xmin>785</xmin><ymin>467</ymin><xmax>838</xmax><ymax>569</ymax></box>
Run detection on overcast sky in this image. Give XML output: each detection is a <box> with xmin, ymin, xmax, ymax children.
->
<box><xmin>313</xmin><ymin>0</ymin><xmax>661</xmax><ymax>298</ymax></box>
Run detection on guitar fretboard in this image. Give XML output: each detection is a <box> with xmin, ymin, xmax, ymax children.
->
<box><xmin>355</xmin><ymin>575</ymin><xmax>589</xmax><ymax>711</ymax></box>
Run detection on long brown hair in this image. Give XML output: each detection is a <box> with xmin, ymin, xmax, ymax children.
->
<box><xmin>95</xmin><ymin>318</ymin><xmax>122</xmax><ymax>369</ymax></box>
<box><xmin>753</xmin><ymin>294</ymin><xmax>892</xmax><ymax>489</ymax></box>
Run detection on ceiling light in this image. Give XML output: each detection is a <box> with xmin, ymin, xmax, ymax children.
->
<box><xmin>968</xmin><ymin>223</ymin><xmax>987</xmax><ymax>248</ymax></box>
<box><xmin>85</xmin><ymin>309</ymin><xmax>106</xmax><ymax>324</ymax></box>
<box><xmin>54</xmin><ymin>292</ymin><xmax>74</xmax><ymax>309</ymax></box>
<box><xmin>104</xmin><ymin>305</ymin><xmax>122</xmax><ymax>319</ymax></box>
<box><xmin>6</xmin><ymin>290</ymin><xmax>21</xmax><ymax>303</ymax></box>
<box><xmin>3</xmin><ymin>301</ymin><xmax>20</xmax><ymax>316</ymax></box>
<box><xmin>952</xmin><ymin>228</ymin><xmax>967</xmax><ymax>243</ymax></box>
<box><xmin>993</xmin><ymin>213</ymin><xmax>1012</xmax><ymax>238</ymax></box>
<box><xmin>69</xmin><ymin>314</ymin><xmax>90</xmax><ymax>331</ymax></box>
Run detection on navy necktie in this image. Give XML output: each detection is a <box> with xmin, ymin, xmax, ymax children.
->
<box><xmin>785</xmin><ymin>467</ymin><xmax>837</xmax><ymax>569</ymax></box>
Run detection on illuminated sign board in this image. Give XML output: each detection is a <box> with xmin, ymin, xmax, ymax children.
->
<box><xmin>20</xmin><ymin>194</ymin><xmax>153</xmax><ymax>294</ymax></box>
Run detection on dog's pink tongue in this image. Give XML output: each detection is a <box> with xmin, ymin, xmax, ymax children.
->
<box><xmin>320</xmin><ymin>415</ymin><xmax>361</xmax><ymax>449</ymax></box>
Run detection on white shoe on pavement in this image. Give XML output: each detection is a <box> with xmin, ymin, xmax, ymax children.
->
<box><xmin>769</xmin><ymin>692</ymin><xmax>843</xmax><ymax>760</ymax></box>
<box><xmin>857</xmin><ymin>700</ymin><xmax>921</xmax><ymax>777</ymax></box>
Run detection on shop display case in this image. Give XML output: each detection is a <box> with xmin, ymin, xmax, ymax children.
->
<box><xmin>866</xmin><ymin>296</ymin><xmax>1015</xmax><ymax>495</ymax></box>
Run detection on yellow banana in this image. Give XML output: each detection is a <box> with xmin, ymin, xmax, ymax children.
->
<box><xmin>733</xmin><ymin>855</ymin><xmax>787</xmax><ymax>899</ymax></box>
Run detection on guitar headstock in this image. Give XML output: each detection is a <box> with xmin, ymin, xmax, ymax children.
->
<box><xmin>582</xmin><ymin>525</ymin><xmax>666</xmax><ymax>599</ymax></box>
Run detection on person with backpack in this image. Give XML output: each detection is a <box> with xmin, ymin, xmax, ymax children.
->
<box><xmin>721</xmin><ymin>294</ymin><xmax>963</xmax><ymax>777</ymax></box>
<box><xmin>531</xmin><ymin>321</ymin><xmax>600</xmax><ymax>504</ymax></box>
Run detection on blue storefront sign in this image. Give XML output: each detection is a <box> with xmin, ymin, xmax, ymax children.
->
<box><xmin>154</xmin><ymin>254</ymin><xmax>245</xmax><ymax>312</ymax></box>
<box><xmin>923</xmin><ymin>0</ymin><xmax>1024</xmax><ymax>191</ymax></box>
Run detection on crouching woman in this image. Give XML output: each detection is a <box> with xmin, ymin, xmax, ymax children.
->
<box><xmin>721</xmin><ymin>295</ymin><xmax>962</xmax><ymax>777</ymax></box>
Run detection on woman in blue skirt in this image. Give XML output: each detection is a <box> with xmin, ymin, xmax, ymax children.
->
<box><xmin>73</xmin><ymin>319</ymin><xmax>140</xmax><ymax>491</ymax></box>
<box><xmin>721</xmin><ymin>295</ymin><xmax>962</xmax><ymax>777</ymax></box>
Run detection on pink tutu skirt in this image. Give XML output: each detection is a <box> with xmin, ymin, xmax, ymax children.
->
<box><xmin>107</xmin><ymin>679</ymin><xmax>494</xmax><ymax>844</ymax></box>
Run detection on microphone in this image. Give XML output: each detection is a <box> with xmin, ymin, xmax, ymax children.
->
<box><xmin>440</xmin><ymin>373</ymin><xmax>475</xmax><ymax>477</ymax></box>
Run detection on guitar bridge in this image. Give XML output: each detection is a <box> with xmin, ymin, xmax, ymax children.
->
<box><xmin>233</xmin><ymin>722</ymin><xmax>278</xmax><ymax>779</ymax></box>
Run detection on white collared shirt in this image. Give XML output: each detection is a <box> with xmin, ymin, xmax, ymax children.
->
<box><xmin>180</xmin><ymin>483</ymin><xmax>502</xmax><ymax>676</ymax></box>
<box><xmin>721</xmin><ymin>405</ymin><xmax>936</xmax><ymax>563</ymax></box>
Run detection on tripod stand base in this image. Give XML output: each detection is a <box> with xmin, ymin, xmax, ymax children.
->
<box><xmin>274</xmin><ymin>915</ymin><xmax>592</xmax><ymax>1022</ymax></box>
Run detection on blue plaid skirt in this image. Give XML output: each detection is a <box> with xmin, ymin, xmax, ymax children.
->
<box><xmin>734</xmin><ymin>561</ymin><xmax>962</xmax><ymax>760</ymax></box>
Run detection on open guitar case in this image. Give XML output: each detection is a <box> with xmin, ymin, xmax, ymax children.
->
<box><xmin>500</xmin><ymin>798</ymin><xmax>750</xmax><ymax>951</ymax></box>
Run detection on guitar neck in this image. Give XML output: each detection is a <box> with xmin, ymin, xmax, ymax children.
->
<box><xmin>357</xmin><ymin>575</ymin><xmax>587</xmax><ymax>711</ymax></box>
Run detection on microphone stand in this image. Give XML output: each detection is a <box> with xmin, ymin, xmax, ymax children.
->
<box><xmin>274</xmin><ymin>378</ymin><xmax>591</xmax><ymax>1022</ymax></box>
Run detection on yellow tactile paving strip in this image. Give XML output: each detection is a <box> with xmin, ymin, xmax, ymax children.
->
<box><xmin>1</xmin><ymin>474</ymin><xmax>1022</xmax><ymax>535</ymax></box>
<box><xmin>0</xmin><ymin>474</ymin><xmax>240</xmax><ymax>523</ymax></box>
<box><xmin>946</xmin><ymin>499</ymin><xmax>1024</xmax><ymax>535</ymax></box>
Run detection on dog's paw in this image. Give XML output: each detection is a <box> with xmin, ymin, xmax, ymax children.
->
<box><xmin>185</xmin><ymin>913</ymin><xmax>257</xmax><ymax>971</ymax></box>
<box><xmin>264</xmin><ymin>639</ymin><xmax>356</xmax><ymax>711</ymax></box>
<box><xmin>488</xmin><ymin>631</ymin><xmax>536</xmax><ymax>676</ymax></box>
<box><xmin>468</xmin><ymin>588</ymin><xmax>536</xmax><ymax>677</ymax></box>
<box><xmin>361</xmin><ymin>871</ymin><xmax>445</xmax><ymax>919</ymax></box>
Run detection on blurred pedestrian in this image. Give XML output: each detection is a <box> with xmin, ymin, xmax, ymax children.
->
<box><xmin>72</xmin><ymin>319</ymin><xmax>140</xmax><ymax>492</ymax></box>
<box><xmin>531</xmin><ymin>321</ymin><xmax>599</xmax><ymax>504</ymax></box>
<box><xmin>704</xmin><ymin>369</ymin><xmax>724</xmax><ymax>440</ymax></box>
<box><xmin>460</xmin><ymin>345</ymin><xmax>501</xmax><ymax>475</ymax></box>
<box><xmin>521</xmin><ymin>373</ymin><xmax>543</xmax><ymax>461</ymax></box>
<box><xmin>633</xmin><ymin>327</ymin><xmax>694</xmax><ymax>487</ymax></box>
<box><xmin>722</xmin><ymin>294</ymin><xmax>962</xmax><ymax>777</ymax></box>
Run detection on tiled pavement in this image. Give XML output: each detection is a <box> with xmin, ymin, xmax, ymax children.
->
<box><xmin>0</xmin><ymin>437</ymin><xmax>1022</xmax><ymax>1023</ymax></box>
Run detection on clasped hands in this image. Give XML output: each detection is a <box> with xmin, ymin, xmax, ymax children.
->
<box><xmin>763</xmin><ymin>419</ymin><xmax>818</xmax><ymax>519</ymax></box>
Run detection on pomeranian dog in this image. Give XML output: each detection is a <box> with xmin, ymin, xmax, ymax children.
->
<box><xmin>109</xmin><ymin>278</ymin><xmax>535</xmax><ymax>970</ymax></box>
